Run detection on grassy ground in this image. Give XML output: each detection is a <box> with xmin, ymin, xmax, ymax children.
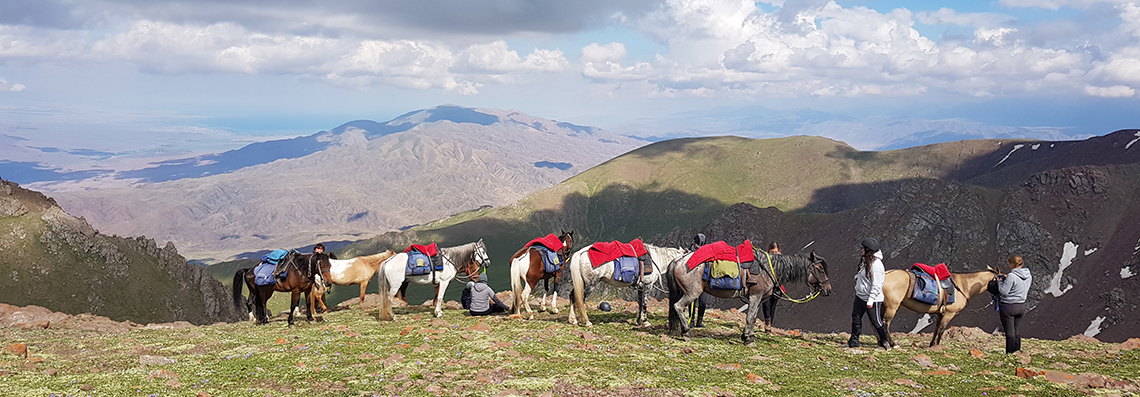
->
<box><xmin>1</xmin><ymin>300</ymin><xmax>1135</xmax><ymax>397</ymax></box>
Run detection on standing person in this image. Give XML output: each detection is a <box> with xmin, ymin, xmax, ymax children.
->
<box><xmin>849</xmin><ymin>238</ymin><xmax>891</xmax><ymax>349</ymax></box>
<box><xmin>761</xmin><ymin>242</ymin><xmax>782</xmax><ymax>331</ymax></box>
<box><xmin>468</xmin><ymin>274</ymin><xmax>509</xmax><ymax>316</ymax></box>
<box><xmin>997</xmin><ymin>255</ymin><xmax>1032</xmax><ymax>353</ymax></box>
<box><xmin>690</xmin><ymin>234</ymin><xmax>711</xmax><ymax>328</ymax></box>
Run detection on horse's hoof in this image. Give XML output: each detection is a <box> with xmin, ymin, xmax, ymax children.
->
<box><xmin>315</xmin><ymin>317</ymin><xmax>325</xmax><ymax>323</ymax></box>
<box><xmin>552</xmin><ymin>308</ymin><xmax>560</xmax><ymax>314</ymax></box>
<box><xmin>585</xmin><ymin>322</ymin><xmax>593</xmax><ymax>327</ymax></box>
<box><xmin>527</xmin><ymin>314</ymin><xmax>535</xmax><ymax>320</ymax></box>
<box><xmin>744</xmin><ymin>341</ymin><xmax>756</xmax><ymax>347</ymax></box>
<box><xmin>641</xmin><ymin>321</ymin><xmax>651</xmax><ymax>327</ymax></box>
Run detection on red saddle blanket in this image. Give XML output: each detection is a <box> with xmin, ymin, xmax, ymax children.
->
<box><xmin>911</xmin><ymin>263</ymin><xmax>951</xmax><ymax>280</ymax></box>
<box><xmin>687</xmin><ymin>240</ymin><xmax>756</xmax><ymax>269</ymax></box>
<box><xmin>404</xmin><ymin>243</ymin><xmax>439</xmax><ymax>257</ymax></box>
<box><xmin>524</xmin><ymin>234</ymin><xmax>564</xmax><ymax>251</ymax></box>
<box><xmin>588</xmin><ymin>238</ymin><xmax>648</xmax><ymax>267</ymax></box>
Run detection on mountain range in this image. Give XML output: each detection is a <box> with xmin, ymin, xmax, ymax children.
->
<box><xmin>45</xmin><ymin>106</ymin><xmax>645</xmax><ymax>260</ymax></box>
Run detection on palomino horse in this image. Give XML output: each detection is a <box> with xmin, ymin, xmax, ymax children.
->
<box><xmin>881</xmin><ymin>268</ymin><xmax>998</xmax><ymax>347</ymax></box>
<box><xmin>566</xmin><ymin>242</ymin><xmax>688</xmax><ymax>327</ymax></box>
<box><xmin>509</xmin><ymin>231</ymin><xmax>574</xmax><ymax>318</ymax></box>
<box><xmin>232</xmin><ymin>251</ymin><xmax>330</xmax><ymax>325</ymax></box>
<box><xmin>376</xmin><ymin>240</ymin><xmax>489</xmax><ymax>320</ymax></box>
<box><xmin>667</xmin><ymin>251</ymin><xmax>832</xmax><ymax>345</ymax></box>
<box><xmin>312</xmin><ymin>249</ymin><xmax>398</xmax><ymax>312</ymax></box>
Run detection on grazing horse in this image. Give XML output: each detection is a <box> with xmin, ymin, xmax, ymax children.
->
<box><xmin>508</xmin><ymin>231</ymin><xmax>575</xmax><ymax>318</ymax></box>
<box><xmin>376</xmin><ymin>240</ymin><xmax>489</xmax><ymax>320</ymax></box>
<box><xmin>667</xmin><ymin>251</ymin><xmax>832</xmax><ymax>345</ymax></box>
<box><xmin>312</xmin><ymin>249</ymin><xmax>398</xmax><ymax>312</ymax></box>
<box><xmin>566</xmin><ymin>242</ymin><xmax>688</xmax><ymax>327</ymax></box>
<box><xmin>881</xmin><ymin>268</ymin><xmax>998</xmax><ymax>347</ymax></box>
<box><xmin>232</xmin><ymin>251</ymin><xmax>330</xmax><ymax>325</ymax></box>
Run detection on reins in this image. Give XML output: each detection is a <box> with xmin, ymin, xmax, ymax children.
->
<box><xmin>765</xmin><ymin>251</ymin><xmax>822</xmax><ymax>304</ymax></box>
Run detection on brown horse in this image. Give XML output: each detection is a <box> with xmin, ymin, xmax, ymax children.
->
<box><xmin>508</xmin><ymin>231</ymin><xmax>574</xmax><ymax>318</ymax></box>
<box><xmin>881</xmin><ymin>268</ymin><xmax>998</xmax><ymax>347</ymax></box>
<box><xmin>313</xmin><ymin>250</ymin><xmax>397</xmax><ymax>312</ymax></box>
<box><xmin>667</xmin><ymin>251</ymin><xmax>832</xmax><ymax>345</ymax></box>
<box><xmin>232</xmin><ymin>251</ymin><xmax>329</xmax><ymax>325</ymax></box>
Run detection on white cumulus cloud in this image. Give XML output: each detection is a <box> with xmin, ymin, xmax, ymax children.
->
<box><xmin>0</xmin><ymin>78</ymin><xmax>26</xmax><ymax>92</ymax></box>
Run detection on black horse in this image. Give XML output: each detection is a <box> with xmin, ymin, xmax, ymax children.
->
<box><xmin>232</xmin><ymin>251</ymin><xmax>330</xmax><ymax>325</ymax></box>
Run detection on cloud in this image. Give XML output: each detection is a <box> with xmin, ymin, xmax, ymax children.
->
<box><xmin>917</xmin><ymin>8</ymin><xmax>1016</xmax><ymax>28</ymax></box>
<box><xmin>0</xmin><ymin>78</ymin><xmax>26</xmax><ymax>92</ymax></box>
<box><xmin>999</xmin><ymin>0</ymin><xmax>1133</xmax><ymax>10</ymax></box>
<box><xmin>1084</xmin><ymin>85</ymin><xmax>1135</xmax><ymax>97</ymax></box>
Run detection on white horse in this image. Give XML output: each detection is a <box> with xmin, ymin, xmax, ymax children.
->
<box><xmin>376</xmin><ymin>240</ymin><xmax>489</xmax><ymax>320</ymax></box>
<box><xmin>567</xmin><ymin>242</ymin><xmax>687</xmax><ymax>327</ymax></box>
<box><xmin>509</xmin><ymin>231</ymin><xmax>574</xmax><ymax>319</ymax></box>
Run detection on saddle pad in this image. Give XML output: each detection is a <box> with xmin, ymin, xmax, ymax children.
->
<box><xmin>262</xmin><ymin>249</ymin><xmax>289</xmax><ymax>266</ymax></box>
<box><xmin>533</xmin><ymin>245</ymin><xmax>562</xmax><ymax>273</ymax></box>
<box><xmin>525</xmin><ymin>234</ymin><xmax>564</xmax><ymax>251</ymax></box>
<box><xmin>702</xmin><ymin>264</ymin><xmax>743</xmax><ymax>290</ymax></box>
<box><xmin>687</xmin><ymin>241</ymin><xmax>737</xmax><ymax>269</ymax></box>
<box><xmin>253</xmin><ymin>263</ymin><xmax>276</xmax><ymax>286</ymax></box>
<box><xmin>588</xmin><ymin>241</ymin><xmax>638</xmax><ymax>267</ymax></box>
<box><xmin>404</xmin><ymin>243</ymin><xmax>439</xmax><ymax>257</ymax></box>
<box><xmin>405</xmin><ymin>251</ymin><xmax>441</xmax><ymax>276</ymax></box>
<box><xmin>911</xmin><ymin>263</ymin><xmax>951</xmax><ymax>280</ymax></box>
<box><xmin>611</xmin><ymin>256</ymin><xmax>640</xmax><ymax>283</ymax></box>
<box><xmin>736</xmin><ymin>240</ymin><xmax>756</xmax><ymax>263</ymax></box>
<box><xmin>628</xmin><ymin>238</ymin><xmax>649</xmax><ymax>257</ymax></box>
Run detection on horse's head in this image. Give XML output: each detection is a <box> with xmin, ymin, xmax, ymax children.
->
<box><xmin>806</xmin><ymin>251</ymin><xmax>832</xmax><ymax>296</ymax></box>
<box><xmin>314</xmin><ymin>253</ymin><xmax>333</xmax><ymax>287</ymax></box>
<box><xmin>466</xmin><ymin>239</ymin><xmax>490</xmax><ymax>278</ymax></box>
<box><xmin>558</xmin><ymin>229</ymin><xmax>575</xmax><ymax>261</ymax></box>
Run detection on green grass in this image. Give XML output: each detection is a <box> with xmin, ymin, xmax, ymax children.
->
<box><xmin>1</xmin><ymin>301</ymin><xmax>1130</xmax><ymax>396</ymax></box>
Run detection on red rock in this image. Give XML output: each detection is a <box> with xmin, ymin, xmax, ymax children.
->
<box><xmin>5</xmin><ymin>343</ymin><xmax>27</xmax><ymax>359</ymax></box>
<box><xmin>414</xmin><ymin>343</ymin><xmax>430</xmax><ymax>353</ymax></box>
<box><xmin>968</xmin><ymin>349</ymin><xmax>986</xmax><ymax>358</ymax></box>
<box><xmin>580</xmin><ymin>331</ymin><xmax>596</xmax><ymax>341</ymax></box>
<box><xmin>147</xmin><ymin>369</ymin><xmax>178</xmax><ymax>379</ymax></box>
<box><xmin>1016</xmin><ymin>368</ymin><xmax>1043</xmax><ymax>379</ymax></box>
<box><xmin>400</xmin><ymin>325</ymin><xmax>414</xmax><ymax>336</ymax></box>
<box><xmin>383</xmin><ymin>353</ymin><xmax>404</xmax><ymax>366</ymax></box>
<box><xmin>1066</xmin><ymin>334</ymin><xmax>1100</xmax><ymax>343</ymax></box>
<box><xmin>746</xmin><ymin>373</ymin><xmax>769</xmax><ymax>384</ymax></box>
<box><xmin>714</xmin><ymin>363</ymin><xmax>741</xmax><ymax>371</ymax></box>
<box><xmin>909</xmin><ymin>354</ymin><xmax>935</xmax><ymax>368</ymax></box>
<box><xmin>1118</xmin><ymin>338</ymin><xmax>1140</xmax><ymax>350</ymax></box>
<box><xmin>466</xmin><ymin>322</ymin><xmax>492</xmax><ymax>333</ymax></box>
<box><xmin>893</xmin><ymin>379</ymin><xmax>921</xmax><ymax>387</ymax></box>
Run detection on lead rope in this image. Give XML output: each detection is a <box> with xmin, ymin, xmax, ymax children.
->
<box><xmin>766</xmin><ymin>251</ymin><xmax>821</xmax><ymax>304</ymax></box>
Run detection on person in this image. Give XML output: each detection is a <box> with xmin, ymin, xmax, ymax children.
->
<box><xmin>468</xmin><ymin>274</ymin><xmax>508</xmax><ymax>316</ymax></box>
<box><xmin>313</xmin><ymin>243</ymin><xmax>337</xmax><ymax>259</ymax></box>
<box><xmin>997</xmin><ymin>255</ymin><xmax>1032</xmax><ymax>354</ymax></box>
<box><xmin>850</xmin><ymin>238</ymin><xmax>891</xmax><ymax>349</ymax></box>
<box><xmin>461</xmin><ymin>281</ymin><xmax>475</xmax><ymax>310</ymax></box>
<box><xmin>761</xmin><ymin>242</ymin><xmax>782</xmax><ymax>331</ymax></box>
<box><xmin>690</xmin><ymin>233</ymin><xmax>710</xmax><ymax>328</ymax></box>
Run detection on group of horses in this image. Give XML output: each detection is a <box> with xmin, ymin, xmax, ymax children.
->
<box><xmin>232</xmin><ymin>232</ymin><xmax>1002</xmax><ymax>347</ymax></box>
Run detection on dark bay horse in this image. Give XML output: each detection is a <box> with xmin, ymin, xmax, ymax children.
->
<box><xmin>667</xmin><ymin>251</ymin><xmax>832</xmax><ymax>345</ymax></box>
<box><xmin>376</xmin><ymin>240</ymin><xmax>489</xmax><ymax>320</ymax></box>
<box><xmin>508</xmin><ymin>231</ymin><xmax>574</xmax><ymax>318</ymax></box>
<box><xmin>881</xmin><ymin>268</ymin><xmax>998</xmax><ymax>347</ymax></box>
<box><xmin>232</xmin><ymin>251</ymin><xmax>330</xmax><ymax>325</ymax></box>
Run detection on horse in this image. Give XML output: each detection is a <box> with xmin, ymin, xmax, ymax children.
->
<box><xmin>566</xmin><ymin>242</ymin><xmax>688</xmax><ymax>327</ymax></box>
<box><xmin>881</xmin><ymin>267</ymin><xmax>998</xmax><ymax>347</ymax></box>
<box><xmin>508</xmin><ymin>231</ymin><xmax>575</xmax><ymax>318</ymax></box>
<box><xmin>376</xmin><ymin>239</ymin><xmax>489</xmax><ymax>320</ymax></box>
<box><xmin>667</xmin><ymin>251</ymin><xmax>832</xmax><ymax>345</ymax></box>
<box><xmin>311</xmin><ymin>249</ymin><xmax>398</xmax><ymax>312</ymax></box>
<box><xmin>232</xmin><ymin>251</ymin><xmax>330</xmax><ymax>325</ymax></box>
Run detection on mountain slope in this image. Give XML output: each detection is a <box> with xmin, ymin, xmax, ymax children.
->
<box><xmin>0</xmin><ymin>178</ymin><xmax>242</xmax><ymax>325</ymax></box>
<box><xmin>50</xmin><ymin>106</ymin><xmax>644</xmax><ymax>260</ymax></box>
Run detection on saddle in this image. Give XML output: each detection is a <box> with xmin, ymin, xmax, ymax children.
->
<box><xmin>523</xmin><ymin>234</ymin><xmax>565</xmax><ymax>273</ymax></box>
<box><xmin>265</xmin><ymin>249</ymin><xmax>290</xmax><ymax>279</ymax></box>
<box><xmin>689</xmin><ymin>241</ymin><xmax>752</xmax><ymax>291</ymax></box>
<box><xmin>909</xmin><ymin>263</ymin><xmax>956</xmax><ymax>308</ymax></box>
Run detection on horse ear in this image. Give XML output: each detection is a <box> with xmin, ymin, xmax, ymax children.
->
<box><xmin>809</xmin><ymin>251</ymin><xmax>817</xmax><ymax>261</ymax></box>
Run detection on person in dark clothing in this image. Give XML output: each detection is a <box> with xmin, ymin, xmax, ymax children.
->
<box><xmin>690</xmin><ymin>233</ymin><xmax>710</xmax><ymax>328</ymax></box>
<box><xmin>468</xmin><ymin>274</ymin><xmax>508</xmax><ymax>316</ymax></box>
<box><xmin>461</xmin><ymin>281</ymin><xmax>475</xmax><ymax>310</ymax></box>
<box><xmin>849</xmin><ymin>238</ymin><xmax>891</xmax><ymax>349</ymax></box>
<box><xmin>761</xmin><ymin>241</ymin><xmax>782</xmax><ymax>331</ymax></box>
<box><xmin>997</xmin><ymin>255</ymin><xmax>1032</xmax><ymax>353</ymax></box>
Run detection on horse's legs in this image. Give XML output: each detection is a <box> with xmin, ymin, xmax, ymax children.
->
<box><xmin>545</xmin><ymin>278</ymin><xmax>559</xmax><ymax>314</ymax></box>
<box><xmin>636</xmin><ymin>287</ymin><xmax>650</xmax><ymax>327</ymax></box>
<box><xmin>932</xmin><ymin>313</ymin><xmax>955</xmax><ymax>346</ymax></box>
<box><xmin>743</xmin><ymin>294</ymin><xmax>764</xmax><ymax>346</ymax></box>
<box><xmin>671</xmin><ymin>288</ymin><xmax>700</xmax><ymax>337</ymax></box>
<box><xmin>881</xmin><ymin>301</ymin><xmax>901</xmax><ymax>348</ymax></box>
<box><xmin>521</xmin><ymin>280</ymin><xmax>535</xmax><ymax>319</ymax></box>
<box><xmin>288</xmin><ymin>290</ymin><xmax>301</xmax><ymax>326</ymax></box>
<box><xmin>306</xmin><ymin>288</ymin><xmax>320</xmax><ymax>322</ymax></box>
<box><xmin>358</xmin><ymin>280</ymin><xmax>369</xmax><ymax>307</ymax></box>
<box><xmin>432</xmin><ymin>281</ymin><xmax>448</xmax><ymax>318</ymax></box>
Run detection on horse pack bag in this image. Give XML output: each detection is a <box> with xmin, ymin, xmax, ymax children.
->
<box><xmin>405</xmin><ymin>251</ymin><xmax>442</xmax><ymax>276</ymax></box>
<box><xmin>253</xmin><ymin>262</ymin><xmax>276</xmax><ymax>286</ymax></box>
<box><xmin>909</xmin><ymin>263</ymin><xmax>955</xmax><ymax>305</ymax></box>
<box><xmin>702</xmin><ymin>260</ymin><xmax>743</xmax><ymax>290</ymax></box>
<box><xmin>534</xmin><ymin>246</ymin><xmax>562</xmax><ymax>273</ymax></box>
<box><xmin>611</xmin><ymin>256</ymin><xmax>640</xmax><ymax>283</ymax></box>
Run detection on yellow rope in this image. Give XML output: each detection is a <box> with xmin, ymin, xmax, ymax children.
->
<box><xmin>765</xmin><ymin>251</ymin><xmax>821</xmax><ymax>304</ymax></box>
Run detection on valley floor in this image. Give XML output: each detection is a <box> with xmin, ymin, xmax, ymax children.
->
<box><xmin>1</xmin><ymin>299</ymin><xmax>1137</xmax><ymax>396</ymax></box>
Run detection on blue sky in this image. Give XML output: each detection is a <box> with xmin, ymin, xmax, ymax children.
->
<box><xmin>1</xmin><ymin>0</ymin><xmax>1138</xmax><ymax>177</ymax></box>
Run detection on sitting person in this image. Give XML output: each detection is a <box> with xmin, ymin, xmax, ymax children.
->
<box><xmin>462</xmin><ymin>281</ymin><xmax>475</xmax><ymax>310</ymax></box>
<box><xmin>468</xmin><ymin>274</ymin><xmax>509</xmax><ymax>316</ymax></box>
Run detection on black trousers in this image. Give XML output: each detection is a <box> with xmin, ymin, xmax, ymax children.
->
<box><xmin>998</xmin><ymin>302</ymin><xmax>1027</xmax><ymax>353</ymax></box>
<box><xmin>762</xmin><ymin>295</ymin><xmax>779</xmax><ymax>322</ymax></box>
<box><xmin>851</xmin><ymin>298</ymin><xmax>889</xmax><ymax>346</ymax></box>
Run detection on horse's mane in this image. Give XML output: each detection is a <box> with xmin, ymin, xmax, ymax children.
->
<box><xmin>355</xmin><ymin>250</ymin><xmax>396</xmax><ymax>268</ymax></box>
<box><xmin>440</xmin><ymin>242</ymin><xmax>477</xmax><ymax>266</ymax></box>
<box><xmin>764</xmin><ymin>253</ymin><xmax>815</xmax><ymax>284</ymax></box>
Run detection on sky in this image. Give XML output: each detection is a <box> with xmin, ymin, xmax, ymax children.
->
<box><xmin>2</xmin><ymin>0</ymin><xmax>1139</xmax><ymax>174</ymax></box>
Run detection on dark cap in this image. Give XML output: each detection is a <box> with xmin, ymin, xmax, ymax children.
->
<box><xmin>861</xmin><ymin>238</ymin><xmax>880</xmax><ymax>252</ymax></box>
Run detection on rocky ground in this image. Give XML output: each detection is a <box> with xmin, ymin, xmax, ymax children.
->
<box><xmin>1</xmin><ymin>297</ymin><xmax>1138</xmax><ymax>396</ymax></box>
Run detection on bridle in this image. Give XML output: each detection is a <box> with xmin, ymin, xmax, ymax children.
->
<box><xmin>766</xmin><ymin>251</ymin><xmax>829</xmax><ymax>303</ymax></box>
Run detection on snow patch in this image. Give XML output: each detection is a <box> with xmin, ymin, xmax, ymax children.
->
<box><xmin>1045</xmin><ymin>242</ymin><xmax>1078</xmax><ymax>297</ymax></box>
<box><xmin>1031</xmin><ymin>143</ymin><xmax>1041</xmax><ymax>150</ymax></box>
<box><xmin>1127</xmin><ymin>131</ymin><xmax>1140</xmax><ymax>149</ymax></box>
<box><xmin>1083</xmin><ymin>316</ymin><xmax>1106</xmax><ymax>337</ymax></box>
<box><xmin>1084</xmin><ymin>248</ymin><xmax>1097</xmax><ymax>256</ymax></box>
<box><xmin>996</xmin><ymin>144</ymin><xmax>1024</xmax><ymax>166</ymax></box>
<box><xmin>1123</xmin><ymin>267</ymin><xmax>1135</xmax><ymax>279</ymax></box>
<box><xmin>910</xmin><ymin>314</ymin><xmax>933</xmax><ymax>334</ymax></box>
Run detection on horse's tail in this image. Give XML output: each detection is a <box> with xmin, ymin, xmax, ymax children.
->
<box><xmin>509</xmin><ymin>254</ymin><xmax>524</xmax><ymax>314</ymax></box>
<box><xmin>570</xmin><ymin>252</ymin><xmax>588</xmax><ymax>323</ymax></box>
<box><xmin>666</xmin><ymin>261</ymin><xmax>683</xmax><ymax>334</ymax></box>
<box><xmin>377</xmin><ymin>259</ymin><xmax>394</xmax><ymax>321</ymax></box>
<box><xmin>232</xmin><ymin>268</ymin><xmax>248</xmax><ymax>310</ymax></box>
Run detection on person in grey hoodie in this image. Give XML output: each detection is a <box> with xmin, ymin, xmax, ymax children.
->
<box><xmin>997</xmin><ymin>255</ymin><xmax>1032</xmax><ymax>353</ymax></box>
<box><xmin>849</xmin><ymin>238</ymin><xmax>891</xmax><ymax>349</ymax></box>
<box><xmin>468</xmin><ymin>274</ymin><xmax>509</xmax><ymax>316</ymax></box>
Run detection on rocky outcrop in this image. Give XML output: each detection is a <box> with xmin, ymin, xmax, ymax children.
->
<box><xmin>0</xmin><ymin>179</ymin><xmax>243</xmax><ymax>325</ymax></box>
